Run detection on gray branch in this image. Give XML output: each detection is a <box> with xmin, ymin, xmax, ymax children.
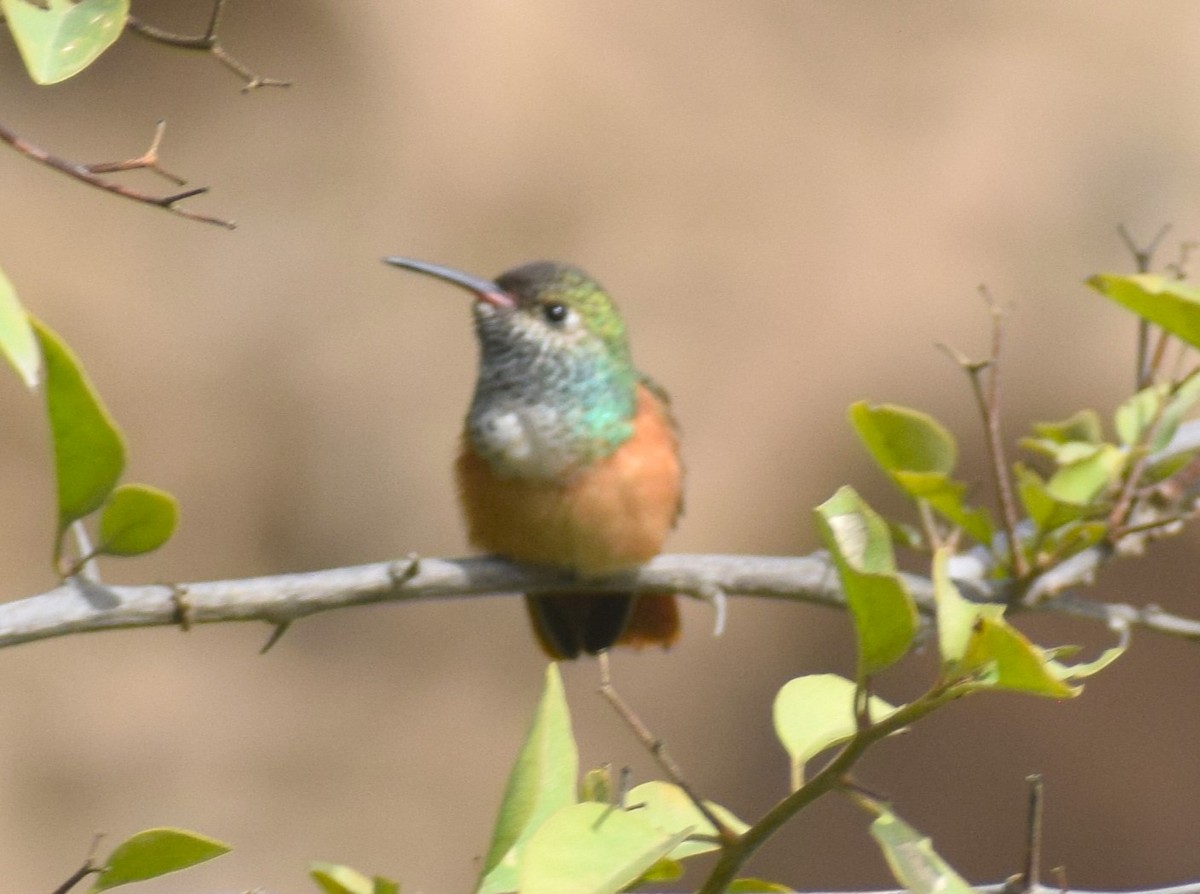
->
<box><xmin>0</xmin><ymin>550</ymin><xmax>1197</xmax><ymax>651</ymax></box>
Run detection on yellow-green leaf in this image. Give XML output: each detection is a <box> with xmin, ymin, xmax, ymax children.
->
<box><xmin>849</xmin><ymin>402</ymin><xmax>956</xmax><ymax>475</ymax></box>
<box><xmin>311</xmin><ymin>863</ymin><xmax>376</xmax><ymax>894</ymax></box>
<box><xmin>962</xmin><ymin>617</ymin><xmax>1078</xmax><ymax>699</ymax></box>
<box><xmin>1</xmin><ymin>0</ymin><xmax>129</xmax><ymax>84</ymax></box>
<box><xmin>1089</xmin><ymin>273</ymin><xmax>1200</xmax><ymax>350</ymax></box>
<box><xmin>33</xmin><ymin>318</ymin><xmax>126</xmax><ymax>561</ymax></box>
<box><xmin>90</xmin><ymin>828</ymin><xmax>229</xmax><ymax>892</ymax></box>
<box><xmin>476</xmin><ymin>664</ymin><xmax>578</xmax><ymax>894</ymax></box>
<box><xmin>814</xmin><ymin>487</ymin><xmax>917</xmax><ymax>676</ymax></box>
<box><xmin>97</xmin><ymin>482</ymin><xmax>178</xmax><ymax>557</ymax></box>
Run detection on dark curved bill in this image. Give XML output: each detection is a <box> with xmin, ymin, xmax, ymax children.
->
<box><xmin>383</xmin><ymin>256</ymin><xmax>515</xmax><ymax>308</ymax></box>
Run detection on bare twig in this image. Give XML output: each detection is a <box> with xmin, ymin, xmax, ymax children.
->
<box><xmin>125</xmin><ymin>0</ymin><xmax>291</xmax><ymax>93</ymax></box>
<box><xmin>947</xmin><ymin>288</ymin><xmax>1028</xmax><ymax>582</ymax></box>
<box><xmin>1118</xmin><ymin>223</ymin><xmax>1172</xmax><ymax>389</ymax></box>
<box><xmin>0</xmin><ymin>119</ymin><xmax>235</xmax><ymax>228</ymax></box>
<box><xmin>1020</xmin><ymin>774</ymin><xmax>1044</xmax><ymax>893</ymax></box>
<box><xmin>51</xmin><ymin>834</ymin><xmax>104</xmax><ymax>894</ymax></box>
<box><xmin>597</xmin><ymin>652</ymin><xmax>738</xmax><ymax>844</ymax></box>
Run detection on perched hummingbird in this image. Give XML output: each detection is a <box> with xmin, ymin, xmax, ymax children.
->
<box><xmin>384</xmin><ymin>257</ymin><xmax>683</xmax><ymax>660</ymax></box>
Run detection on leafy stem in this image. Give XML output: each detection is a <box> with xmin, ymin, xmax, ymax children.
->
<box><xmin>697</xmin><ymin>681</ymin><xmax>969</xmax><ymax>894</ymax></box>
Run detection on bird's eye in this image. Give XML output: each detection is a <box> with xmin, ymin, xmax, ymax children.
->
<box><xmin>542</xmin><ymin>302</ymin><xmax>569</xmax><ymax>324</ymax></box>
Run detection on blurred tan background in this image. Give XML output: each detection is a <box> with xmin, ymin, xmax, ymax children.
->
<box><xmin>3</xmin><ymin>2</ymin><xmax>1200</xmax><ymax>891</ymax></box>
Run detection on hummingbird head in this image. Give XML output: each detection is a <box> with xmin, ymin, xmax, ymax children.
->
<box><xmin>385</xmin><ymin>256</ymin><xmax>639</xmax><ymax>478</ymax></box>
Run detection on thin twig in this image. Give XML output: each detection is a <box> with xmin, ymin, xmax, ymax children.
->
<box><xmin>125</xmin><ymin>0</ymin><xmax>291</xmax><ymax>93</ymax></box>
<box><xmin>51</xmin><ymin>833</ymin><xmax>104</xmax><ymax>894</ymax></box>
<box><xmin>1020</xmin><ymin>774</ymin><xmax>1044</xmax><ymax>893</ymax></box>
<box><xmin>1118</xmin><ymin>223</ymin><xmax>1172</xmax><ymax>389</ymax></box>
<box><xmin>0</xmin><ymin>119</ymin><xmax>235</xmax><ymax>228</ymax></box>
<box><xmin>953</xmin><ymin>289</ymin><xmax>1028</xmax><ymax>581</ymax></box>
<box><xmin>597</xmin><ymin>652</ymin><xmax>738</xmax><ymax>845</ymax></box>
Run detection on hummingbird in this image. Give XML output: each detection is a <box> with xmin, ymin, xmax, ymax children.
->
<box><xmin>384</xmin><ymin>256</ymin><xmax>683</xmax><ymax>660</ymax></box>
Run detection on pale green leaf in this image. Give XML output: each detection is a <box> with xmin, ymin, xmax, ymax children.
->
<box><xmin>1044</xmin><ymin>444</ymin><xmax>1124</xmax><ymax>505</ymax></box>
<box><xmin>1089</xmin><ymin>273</ymin><xmax>1200</xmax><ymax>350</ymax></box>
<box><xmin>518</xmin><ymin>802</ymin><xmax>687</xmax><ymax>894</ymax></box>
<box><xmin>476</xmin><ymin>664</ymin><xmax>578</xmax><ymax>894</ymax></box>
<box><xmin>814</xmin><ymin>487</ymin><xmax>917</xmax><ymax>676</ymax></box>
<box><xmin>932</xmin><ymin>547</ymin><xmax>1003</xmax><ymax>668</ymax></box>
<box><xmin>869</xmin><ymin>807</ymin><xmax>976</xmax><ymax>894</ymax></box>
<box><xmin>773</xmin><ymin>674</ymin><xmax>897</xmax><ymax>789</ymax></box>
<box><xmin>90</xmin><ymin>828</ymin><xmax>229</xmax><ymax>892</ymax></box>
<box><xmin>0</xmin><ymin>265</ymin><xmax>39</xmax><ymax>387</ymax></box>
<box><xmin>625</xmin><ymin>781</ymin><xmax>749</xmax><ymax>859</ymax></box>
<box><xmin>1031</xmin><ymin>409</ymin><xmax>1103</xmax><ymax>445</ymax></box>
<box><xmin>98</xmin><ymin>482</ymin><xmax>178</xmax><ymax>557</ymax></box>
<box><xmin>849</xmin><ymin>401</ymin><xmax>956</xmax><ymax>475</ymax></box>
<box><xmin>32</xmin><ymin>318</ymin><xmax>126</xmax><ymax>560</ymax></box>
<box><xmin>311</xmin><ymin>863</ymin><xmax>376</xmax><ymax>894</ymax></box>
<box><xmin>1</xmin><ymin>0</ymin><xmax>129</xmax><ymax>84</ymax></box>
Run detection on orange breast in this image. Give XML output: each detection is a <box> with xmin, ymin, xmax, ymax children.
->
<box><xmin>456</xmin><ymin>382</ymin><xmax>682</xmax><ymax>575</ymax></box>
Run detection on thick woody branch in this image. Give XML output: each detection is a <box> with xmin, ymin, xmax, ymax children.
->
<box><xmin>0</xmin><ymin>551</ymin><xmax>1197</xmax><ymax>653</ymax></box>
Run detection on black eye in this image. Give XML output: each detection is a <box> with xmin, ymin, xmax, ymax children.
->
<box><xmin>542</xmin><ymin>302</ymin><xmax>568</xmax><ymax>324</ymax></box>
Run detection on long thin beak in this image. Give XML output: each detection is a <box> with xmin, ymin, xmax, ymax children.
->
<box><xmin>383</xmin><ymin>256</ymin><xmax>515</xmax><ymax>308</ymax></box>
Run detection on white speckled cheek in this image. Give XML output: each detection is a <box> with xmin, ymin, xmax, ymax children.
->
<box><xmin>480</xmin><ymin>411</ymin><xmax>530</xmax><ymax>460</ymax></box>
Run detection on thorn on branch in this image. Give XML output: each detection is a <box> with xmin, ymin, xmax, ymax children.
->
<box><xmin>126</xmin><ymin>0</ymin><xmax>292</xmax><ymax>94</ymax></box>
<box><xmin>0</xmin><ymin>118</ymin><xmax>236</xmax><ymax>229</ymax></box>
<box><xmin>260</xmin><ymin>621</ymin><xmax>292</xmax><ymax>654</ymax></box>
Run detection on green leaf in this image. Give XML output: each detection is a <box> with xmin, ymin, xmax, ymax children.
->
<box><xmin>633</xmin><ymin>856</ymin><xmax>682</xmax><ymax>884</ymax></box>
<box><xmin>311</xmin><ymin>863</ymin><xmax>376</xmax><ymax>894</ymax></box>
<box><xmin>1032</xmin><ymin>409</ymin><xmax>1103</xmax><ymax>445</ymax></box>
<box><xmin>931</xmin><ymin>547</ymin><xmax>1003</xmax><ymax>668</ymax></box>
<box><xmin>0</xmin><ymin>0</ymin><xmax>129</xmax><ymax>84</ymax></box>
<box><xmin>373</xmin><ymin>877</ymin><xmax>400</xmax><ymax>894</ymax></box>
<box><xmin>33</xmin><ymin>318</ymin><xmax>126</xmax><ymax>561</ymax></box>
<box><xmin>518</xmin><ymin>802</ymin><xmax>688</xmax><ymax>894</ymax></box>
<box><xmin>1044</xmin><ymin>443</ymin><xmax>1124</xmax><ymax>505</ymax></box>
<box><xmin>849</xmin><ymin>402</ymin><xmax>993</xmax><ymax>543</ymax></box>
<box><xmin>0</xmin><ymin>265</ymin><xmax>40</xmax><ymax>388</ymax></box>
<box><xmin>476</xmin><ymin>664</ymin><xmax>578</xmax><ymax>894</ymax></box>
<box><xmin>310</xmin><ymin>863</ymin><xmax>397</xmax><ymax>894</ymax></box>
<box><xmin>962</xmin><ymin>617</ymin><xmax>1078</xmax><ymax>698</ymax></box>
<box><xmin>1045</xmin><ymin>641</ymin><xmax>1126</xmax><ymax>681</ymax></box>
<box><xmin>1116</xmin><ymin>372</ymin><xmax>1200</xmax><ymax>452</ymax></box>
<box><xmin>625</xmin><ymin>781</ymin><xmax>748</xmax><ymax>860</ymax></box>
<box><xmin>727</xmin><ymin>879</ymin><xmax>797</xmax><ymax>893</ymax></box>
<box><xmin>773</xmin><ymin>674</ymin><xmax>898</xmax><ymax>789</ymax></box>
<box><xmin>1014</xmin><ymin>463</ymin><xmax>1089</xmax><ymax>533</ymax></box>
<box><xmin>868</xmin><ymin>807</ymin><xmax>976</xmax><ymax>894</ymax></box>
<box><xmin>1089</xmin><ymin>273</ymin><xmax>1200</xmax><ymax>350</ymax></box>
<box><xmin>849</xmin><ymin>402</ymin><xmax>956</xmax><ymax>475</ymax></box>
<box><xmin>97</xmin><ymin>483</ymin><xmax>178</xmax><ymax>556</ymax></box>
<box><xmin>90</xmin><ymin>828</ymin><xmax>229</xmax><ymax>892</ymax></box>
<box><xmin>814</xmin><ymin>486</ymin><xmax>918</xmax><ymax>676</ymax></box>
<box><xmin>579</xmin><ymin>765</ymin><xmax>613</xmax><ymax>803</ymax></box>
